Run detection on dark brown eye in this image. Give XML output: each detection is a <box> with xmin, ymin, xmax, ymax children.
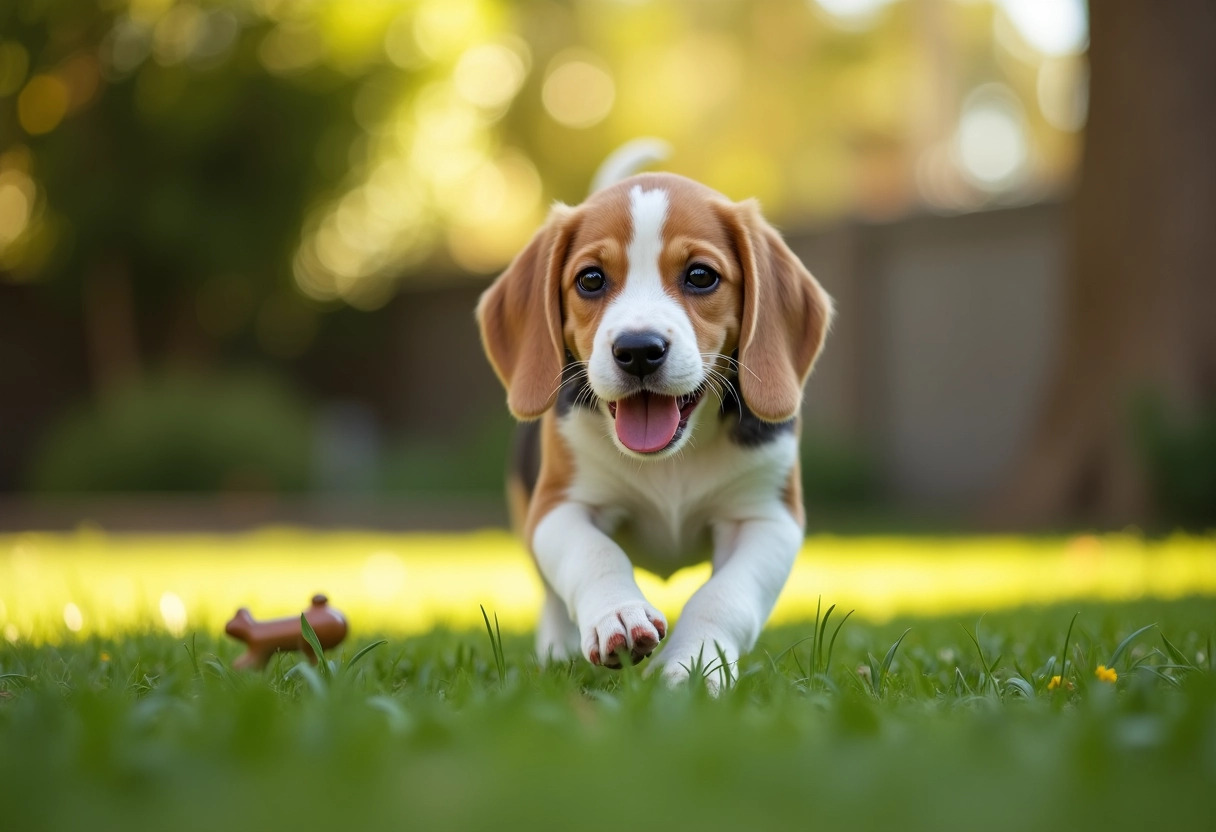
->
<box><xmin>684</xmin><ymin>264</ymin><xmax>720</xmax><ymax>293</ymax></box>
<box><xmin>576</xmin><ymin>268</ymin><xmax>606</xmax><ymax>296</ymax></box>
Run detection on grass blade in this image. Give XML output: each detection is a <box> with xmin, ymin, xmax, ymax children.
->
<box><xmin>961</xmin><ymin>619</ymin><xmax>995</xmax><ymax>694</ymax></box>
<box><xmin>1041</xmin><ymin>655</ymin><xmax>1056</xmax><ymax>680</ymax></box>
<box><xmin>299</xmin><ymin>613</ymin><xmax>331</xmax><ymax>681</ymax></box>
<box><xmin>1159</xmin><ymin>632</ymin><xmax>1196</xmax><ymax>669</ymax></box>
<box><xmin>824</xmin><ymin>609</ymin><xmax>855</xmax><ymax>677</ymax></box>
<box><xmin>1005</xmin><ymin>676</ymin><xmax>1035</xmax><ymax>698</ymax></box>
<box><xmin>344</xmin><ymin>639</ymin><xmax>389</xmax><ymax>675</ymax></box>
<box><xmin>953</xmin><ymin>666</ymin><xmax>973</xmax><ymax>696</ymax></box>
<box><xmin>713</xmin><ymin>642</ymin><xmax>734</xmax><ymax>691</ymax></box>
<box><xmin>203</xmin><ymin>658</ymin><xmax>236</xmax><ymax>684</ymax></box>
<box><xmin>480</xmin><ymin>605</ymin><xmax>506</xmax><ymax>685</ymax></box>
<box><xmin>770</xmin><ymin>634</ymin><xmax>815</xmax><ymax>666</ymax></box>
<box><xmin>874</xmin><ymin>628</ymin><xmax>912</xmax><ymax>696</ymax></box>
<box><xmin>1134</xmin><ymin>665</ymin><xmax>1182</xmax><ymax>687</ymax></box>
<box><xmin>881</xmin><ymin>629</ymin><xmax>912</xmax><ymax>677</ymax></box>
<box><xmin>1106</xmin><ymin>623</ymin><xmax>1156</xmax><ymax>668</ymax></box>
<box><xmin>865</xmin><ymin>652</ymin><xmax>881</xmax><ymax>696</ymax></box>
<box><xmin>183</xmin><ymin>633</ymin><xmax>202</xmax><ymax>680</ymax></box>
<box><xmin>1054</xmin><ymin>612</ymin><xmax>1080</xmax><ymax>691</ymax></box>
<box><xmin>789</xmin><ymin>643</ymin><xmax>808</xmax><ymax>680</ymax></box>
<box><xmin>367</xmin><ymin>695</ymin><xmax>413</xmax><ymax>735</ymax></box>
<box><xmin>495</xmin><ymin>613</ymin><xmax>504</xmax><ymax>671</ymax></box>
<box><xmin>817</xmin><ymin>603</ymin><xmax>836</xmax><ymax>675</ymax></box>
<box><xmin>810</xmin><ymin>596</ymin><xmax>822</xmax><ymax>677</ymax></box>
<box><xmin>287</xmin><ymin>661</ymin><xmax>327</xmax><ymax>696</ymax></box>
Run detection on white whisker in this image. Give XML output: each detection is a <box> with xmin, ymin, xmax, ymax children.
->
<box><xmin>701</xmin><ymin>351</ymin><xmax>761</xmax><ymax>384</ymax></box>
<box><xmin>698</xmin><ymin>354</ymin><xmax>743</xmax><ymax>418</ymax></box>
<box><xmin>548</xmin><ymin>360</ymin><xmax>594</xmax><ymax>402</ymax></box>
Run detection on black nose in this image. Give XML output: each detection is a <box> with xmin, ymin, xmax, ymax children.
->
<box><xmin>613</xmin><ymin>331</ymin><xmax>669</xmax><ymax>378</ymax></box>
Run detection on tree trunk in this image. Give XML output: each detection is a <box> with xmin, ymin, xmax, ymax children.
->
<box><xmin>994</xmin><ymin>0</ymin><xmax>1216</xmax><ymax>527</ymax></box>
<box><xmin>83</xmin><ymin>257</ymin><xmax>141</xmax><ymax>394</ymax></box>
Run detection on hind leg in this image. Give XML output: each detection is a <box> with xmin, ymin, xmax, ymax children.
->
<box><xmin>535</xmin><ymin>580</ymin><xmax>579</xmax><ymax>663</ymax></box>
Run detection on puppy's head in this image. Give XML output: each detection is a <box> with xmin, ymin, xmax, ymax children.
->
<box><xmin>477</xmin><ymin>173</ymin><xmax>832</xmax><ymax>458</ymax></box>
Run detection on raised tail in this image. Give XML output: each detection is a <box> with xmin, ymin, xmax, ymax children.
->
<box><xmin>589</xmin><ymin>138</ymin><xmax>671</xmax><ymax>194</ymax></box>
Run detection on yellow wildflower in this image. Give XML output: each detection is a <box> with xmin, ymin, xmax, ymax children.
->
<box><xmin>100</xmin><ymin>651</ymin><xmax>111</xmax><ymax>662</ymax></box>
<box><xmin>1095</xmin><ymin>665</ymin><xmax>1118</xmax><ymax>683</ymax></box>
<box><xmin>1047</xmin><ymin>675</ymin><xmax>1074</xmax><ymax>691</ymax></box>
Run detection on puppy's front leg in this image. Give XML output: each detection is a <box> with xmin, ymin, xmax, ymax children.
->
<box><xmin>532</xmin><ymin>502</ymin><xmax>668</xmax><ymax>667</ymax></box>
<box><xmin>655</xmin><ymin>514</ymin><xmax>803</xmax><ymax>691</ymax></box>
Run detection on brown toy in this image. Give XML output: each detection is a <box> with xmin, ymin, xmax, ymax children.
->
<box><xmin>225</xmin><ymin>594</ymin><xmax>348</xmax><ymax>670</ymax></box>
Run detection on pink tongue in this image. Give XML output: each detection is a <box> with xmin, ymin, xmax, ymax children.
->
<box><xmin>614</xmin><ymin>392</ymin><xmax>681</xmax><ymax>453</ymax></box>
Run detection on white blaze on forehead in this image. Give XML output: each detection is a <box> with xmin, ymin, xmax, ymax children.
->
<box><xmin>625</xmin><ymin>185</ymin><xmax>668</xmax><ymax>291</ymax></box>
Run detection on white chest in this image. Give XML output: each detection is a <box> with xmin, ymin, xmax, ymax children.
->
<box><xmin>557</xmin><ymin>409</ymin><xmax>799</xmax><ymax>576</ymax></box>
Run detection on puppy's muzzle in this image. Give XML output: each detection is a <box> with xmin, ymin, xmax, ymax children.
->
<box><xmin>612</xmin><ymin>331</ymin><xmax>669</xmax><ymax>379</ymax></box>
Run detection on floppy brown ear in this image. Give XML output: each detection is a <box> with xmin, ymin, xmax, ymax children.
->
<box><xmin>476</xmin><ymin>207</ymin><xmax>574</xmax><ymax>420</ymax></box>
<box><xmin>727</xmin><ymin>200</ymin><xmax>834</xmax><ymax>423</ymax></box>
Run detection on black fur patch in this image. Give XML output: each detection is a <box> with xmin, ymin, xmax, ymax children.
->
<box><xmin>718</xmin><ymin>379</ymin><xmax>797</xmax><ymax>447</ymax></box>
<box><xmin>555</xmin><ymin>359</ymin><xmax>599</xmax><ymax>417</ymax></box>
<box><xmin>511</xmin><ymin>420</ymin><xmax>542</xmax><ymax>498</ymax></box>
<box><xmin>512</xmin><ymin>360</ymin><xmax>594</xmax><ymax>499</ymax></box>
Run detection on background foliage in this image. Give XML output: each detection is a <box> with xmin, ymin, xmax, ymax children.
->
<box><xmin>0</xmin><ymin>0</ymin><xmax>1090</xmax><ymax>508</ymax></box>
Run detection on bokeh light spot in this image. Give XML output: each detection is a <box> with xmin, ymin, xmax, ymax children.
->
<box><xmin>454</xmin><ymin>41</ymin><xmax>529</xmax><ymax>111</ymax></box>
<box><xmin>258</xmin><ymin>22</ymin><xmax>325</xmax><ymax>75</ymax></box>
<box><xmin>954</xmin><ymin>85</ymin><xmax>1030</xmax><ymax>191</ymax></box>
<box><xmin>0</xmin><ymin>169</ymin><xmax>35</xmax><ymax>249</ymax></box>
<box><xmin>128</xmin><ymin>0</ymin><xmax>176</xmax><ymax>26</ymax></box>
<box><xmin>17</xmin><ymin>75</ymin><xmax>71</xmax><ymax>135</ymax></box>
<box><xmin>152</xmin><ymin>2</ymin><xmax>204</xmax><ymax>66</ymax></box>
<box><xmin>159</xmin><ymin>591</ymin><xmax>188</xmax><ymax>636</ymax></box>
<box><xmin>413</xmin><ymin>0</ymin><xmax>483</xmax><ymax>61</ymax></box>
<box><xmin>542</xmin><ymin>51</ymin><xmax>615</xmax><ymax>129</ymax></box>
<box><xmin>997</xmin><ymin>0</ymin><xmax>1088</xmax><ymax>57</ymax></box>
<box><xmin>446</xmin><ymin>152</ymin><xmax>543</xmax><ymax>273</ymax></box>
<box><xmin>63</xmin><ymin>602</ymin><xmax>83</xmax><ymax>633</ymax></box>
<box><xmin>191</xmin><ymin>10</ymin><xmax>240</xmax><ymax>67</ymax></box>
<box><xmin>101</xmin><ymin>18</ymin><xmax>153</xmax><ymax>78</ymax></box>
<box><xmin>812</xmin><ymin>0</ymin><xmax>897</xmax><ymax>30</ymax></box>
<box><xmin>0</xmin><ymin>41</ymin><xmax>30</xmax><ymax>96</ymax></box>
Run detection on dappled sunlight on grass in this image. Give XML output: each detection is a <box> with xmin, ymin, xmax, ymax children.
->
<box><xmin>1</xmin><ymin>530</ymin><xmax>1213</xmax><ymax>643</ymax></box>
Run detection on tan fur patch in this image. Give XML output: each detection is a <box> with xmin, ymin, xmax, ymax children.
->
<box><xmin>783</xmin><ymin>458</ymin><xmax>806</xmax><ymax>529</ymax></box>
<box><xmin>524</xmin><ymin>411</ymin><xmax>576</xmax><ymax>546</ymax></box>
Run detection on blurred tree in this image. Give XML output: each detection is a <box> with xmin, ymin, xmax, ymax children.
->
<box><xmin>996</xmin><ymin>0</ymin><xmax>1216</xmax><ymax>526</ymax></box>
<box><xmin>2</xmin><ymin>1</ymin><xmax>530</xmax><ymax>385</ymax></box>
<box><xmin>0</xmin><ymin>1</ymin><xmax>370</xmax><ymax>391</ymax></box>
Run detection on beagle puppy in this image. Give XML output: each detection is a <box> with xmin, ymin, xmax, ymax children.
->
<box><xmin>477</xmin><ymin>167</ymin><xmax>832</xmax><ymax>689</ymax></box>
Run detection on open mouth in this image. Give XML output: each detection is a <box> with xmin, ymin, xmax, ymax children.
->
<box><xmin>606</xmin><ymin>388</ymin><xmax>705</xmax><ymax>454</ymax></box>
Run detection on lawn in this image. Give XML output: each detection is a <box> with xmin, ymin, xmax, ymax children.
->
<box><xmin>1</xmin><ymin>531</ymin><xmax>1215</xmax><ymax>831</ymax></box>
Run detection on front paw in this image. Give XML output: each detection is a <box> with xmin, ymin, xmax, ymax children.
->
<box><xmin>652</xmin><ymin>637</ymin><xmax>736</xmax><ymax>695</ymax></box>
<box><xmin>582</xmin><ymin>603</ymin><xmax>667</xmax><ymax>668</ymax></box>
<box><xmin>657</xmin><ymin>660</ymin><xmax>724</xmax><ymax>696</ymax></box>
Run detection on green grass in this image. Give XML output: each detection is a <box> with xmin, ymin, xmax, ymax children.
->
<box><xmin>2</xmin><ymin>597</ymin><xmax>1214</xmax><ymax>832</ymax></box>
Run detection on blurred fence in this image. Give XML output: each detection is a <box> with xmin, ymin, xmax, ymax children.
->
<box><xmin>799</xmin><ymin>199</ymin><xmax>1063</xmax><ymax>506</ymax></box>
